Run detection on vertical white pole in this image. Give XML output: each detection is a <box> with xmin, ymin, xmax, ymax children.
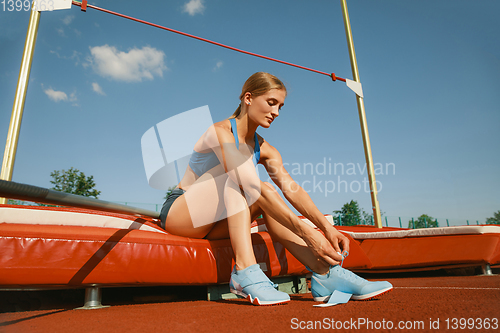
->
<box><xmin>0</xmin><ymin>8</ymin><xmax>41</xmax><ymax>204</ymax></box>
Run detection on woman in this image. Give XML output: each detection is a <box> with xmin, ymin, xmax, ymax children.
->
<box><xmin>160</xmin><ymin>72</ymin><xmax>392</xmax><ymax>306</ymax></box>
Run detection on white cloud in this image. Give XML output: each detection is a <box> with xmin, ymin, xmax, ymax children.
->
<box><xmin>62</xmin><ymin>15</ymin><xmax>74</xmax><ymax>25</ymax></box>
<box><xmin>88</xmin><ymin>45</ymin><xmax>167</xmax><ymax>82</ymax></box>
<box><xmin>43</xmin><ymin>85</ymin><xmax>78</xmax><ymax>105</ymax></box>
<box><xmin>213</xmin><ymin>60</ymin><xmax>223</xmax><ymax>71</ymax></box>
<box><xmin>92</xmin><ymin>82</ymin><xmax>106</xmax><ymax>95</ymax></box>
<box><xmin>183</xmin><ymin>0</ymin><xmax>205</xmax><ymax>16</ymax></box>
<box><xmin>68</xmin><ymin>91</ymin><xmax>77</xmax><ymax>102</ymax></box>
<box><xmin>44</xmin><ymin>87</ymin><xmax>68</xmax><ymax>102</ymax></box>
<box><xmin>50</xmin><ymin>49</ymin><xmax>82</xmax><ymax>66</ymax></box>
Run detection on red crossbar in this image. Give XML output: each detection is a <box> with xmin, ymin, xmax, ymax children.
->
<box><xmin>71</xmin><ymin>1</ymin><xmax>346</xmax><ymax>82</ymax></box>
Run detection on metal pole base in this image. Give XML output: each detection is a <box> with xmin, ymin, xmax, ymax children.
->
<box><xmin>75</xmin><ymin>286</ymin><xmax>110</xmax><ymax>310</ymax></box>
<box><xmin>480</xmin><ymin>264</ymin><xmax>494</xmax><ymax>276</ymax></box>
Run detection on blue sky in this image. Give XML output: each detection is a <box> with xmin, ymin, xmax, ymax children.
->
<box><xmin>1</xmin><ymin>0</ymin><xmax>499</xmax><ymax>226</ymax></box>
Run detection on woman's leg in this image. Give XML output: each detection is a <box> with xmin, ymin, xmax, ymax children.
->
<box><xmin>222</xmin><ymin>178</ymin><xmax>257</xmax><ymax>270</ymax></box>
<box><xmin>253</xmin><ymin>182</ymin><xmax>330</xmax><ymax>275</ymax></box>
<box><xmin>164</xmin><ymin>167</ymin><xmax>227</xmax><ymax>238</ymax></box>
<box><xmin>167</xmin><ymin>171</ymin><xmax>329</xmax><ymax>274</ymax></box>
<box><xmin>205</xmin><ymin>180</ymin><xmax>331</xmax><ymax>274</ymax></box>
<box><xmin>166</xmin><ymin>168</ymin><xmax>258</xmax><ymax>271</ymax></box>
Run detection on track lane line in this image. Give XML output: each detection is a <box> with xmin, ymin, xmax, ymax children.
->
<box><xmin>396</xmin><ymin>286</ymin><xmax>500</xmax><ymax>290</ymax></box>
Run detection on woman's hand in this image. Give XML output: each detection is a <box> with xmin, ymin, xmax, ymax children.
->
<box><xmin>301</xmin><ymin>226</ymin><xmax>350</xmax><ymax>267</ymax></box>
<box><xmin>324</xmin><ymin>226</ymin><xmax>350</xmax><ymax>257</ymax></box>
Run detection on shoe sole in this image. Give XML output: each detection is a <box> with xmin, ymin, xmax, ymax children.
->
<box><xmin>313</xmin><ymin>286</ymin><xmax>393</xmax><ymax>302</ymax></box>
<box><xmin>351</xmin><ymin>286</ymin><xmax>393</xmax><ymax>301</ymax></box>
<box><xmin>230</xmin><ymin>287</ymin><xmax>290</xmax><ymax>306</ymax></box>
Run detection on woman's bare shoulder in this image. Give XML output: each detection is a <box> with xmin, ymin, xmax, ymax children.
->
<box><xmin>212</xmin><ymin>119</ymin><xmax>234</xmax><ymax>141</ymax></box>
<box><xmin>259</xmin><ymin>137</ymin><xmax>281</xmax><ymax>161</ymax></box>
<box><xmin>213</xmin><ymin>119</ymin><xmax>231</xmax><ymax>129</ymax></box>
<box><xmin>193</xmin><ymin>119</ymin><xmax>232</xmax><ymax>151</ymax></box>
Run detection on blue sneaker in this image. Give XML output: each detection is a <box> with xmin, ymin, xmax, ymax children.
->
<box><xmin>311</xmin><ymin>265</ymin><xmax>393</xmax><ymax>302</ymax></box>
<box><xmin>229</xmin><ymin>264</ymin><xmax>290</xmax><ymax>306</ymax></box>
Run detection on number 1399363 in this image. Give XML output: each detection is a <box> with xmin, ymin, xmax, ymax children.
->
<box><xmin>1</xmin><ymin>0</ymin><xmax>55</xmax><ymax>12</ymax></box>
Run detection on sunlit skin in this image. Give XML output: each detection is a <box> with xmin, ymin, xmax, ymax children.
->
<box><xmin>244</xmin><ymin>89</ymin><xmax>285</xmax><ymax>129</ymax></box>
<box><xmin>165</xmin><ymin>86</ymin><xmax>350</xmax><ymax>275</ymax></box>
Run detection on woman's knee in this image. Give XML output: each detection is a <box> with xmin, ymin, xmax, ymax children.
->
<box><xmin>260</xmin><ymin>182</ymin><xmax>283</xmax><ymax>202</ymax></box>
<box><xmin>261</xmin><ymin>181</ymin><xmax>278</xmax><ymax>194</ymax></box>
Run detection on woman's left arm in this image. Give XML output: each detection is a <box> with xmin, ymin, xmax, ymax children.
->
<box><xmin>262</xmin><ymin>142</ymin><xmax>350</xmax><ymax>254</ymax></box>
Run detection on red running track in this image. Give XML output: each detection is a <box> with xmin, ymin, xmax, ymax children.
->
<box><xmin>1</xmin><ymin>273</ymin><xmax>499</xmax><ymax>333</ymax></box>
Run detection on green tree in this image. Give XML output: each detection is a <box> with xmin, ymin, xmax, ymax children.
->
<box><xmin>6</xmin><ymin>199</ymin><xmax>24</xmax><ymax>205</ymax></box>
<box><xmin>408</xmin><ymin>214</ymin><xmax>439</xmax><ymax>229</ymax></box>
<box><xmin>333</xmin><ymin>200</ymin><xmax>369</xmax><ymax>226</ymax></box>
<box><xmin>163</xmin><ymin>186</ymin><xmax>177</xmax><ymax>200</ymax></box>
<box><xmin>50</xmin><ymin>167</ymin><xmax>101</xmax><ymax>198</ymax></box>
<box><xmin>486</xmin><ymin>210</ymin><xmax>500</xmax><ymax>225</ymax></box>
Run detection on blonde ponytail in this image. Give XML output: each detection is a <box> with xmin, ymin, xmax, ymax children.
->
<box><xmin>229</xmin><ymin>104</ymin><xmax>242</xmax><ymax>119</ymax></box>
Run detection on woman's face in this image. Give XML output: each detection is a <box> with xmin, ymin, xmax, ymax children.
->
<box><xmin>246</xmin><ymin>88</ymin><xmax>286</xmax><ymax>128</ymax></box>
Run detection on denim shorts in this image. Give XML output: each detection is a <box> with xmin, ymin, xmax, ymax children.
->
<box><xmin>159</xmin><ymin>188</ymin><xmax>186</xmax><ymax>230</ymax></box>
